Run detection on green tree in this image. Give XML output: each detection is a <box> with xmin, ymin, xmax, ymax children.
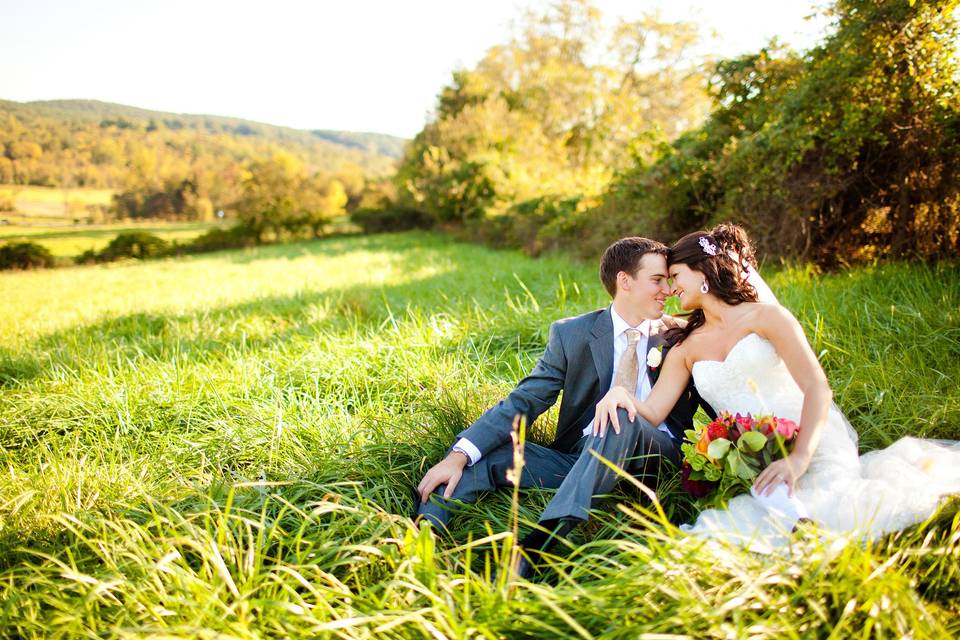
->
<box><xmin>591</xmin><ymin>0</ymin><xmax>960</xmax><ymax>264</ymax></box>
<box><xmin>394</xmin><ymin>0</ymin><xmax>710</xmax><ymax>230</ymax></box>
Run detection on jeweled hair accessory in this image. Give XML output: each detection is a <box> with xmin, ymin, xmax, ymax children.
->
<box><xmin>699</xmin><ymin>236</ymin><xmax>718</xmax><ymax>256</ymax></box>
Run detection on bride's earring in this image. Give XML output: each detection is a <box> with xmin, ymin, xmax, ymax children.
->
<box><xmin>700</xmin><ymin>280</ymin><xmax>710</xmax><ymax>294</ymax></box>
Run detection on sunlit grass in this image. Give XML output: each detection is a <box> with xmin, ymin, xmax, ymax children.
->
<box><xmin>1</xmin><ymin>231</ymin><xmax>958</xmax><ymax>638</ymax></box>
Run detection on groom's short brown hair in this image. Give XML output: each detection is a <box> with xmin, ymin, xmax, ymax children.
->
<box><xmin>600</xmin><ymin>237</ymin><xmax>668</xmax><ymax>297</ymax></box>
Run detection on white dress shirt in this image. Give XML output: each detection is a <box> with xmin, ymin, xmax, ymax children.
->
<box><xmin>454</xmin><ymin>306</ymin><xmax>672</xmax><ymax>467</ymax></box>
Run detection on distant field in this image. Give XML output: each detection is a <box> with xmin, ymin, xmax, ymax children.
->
<box><xmin>0</xmin><ymin>184</ymin><xmax>114</xmax><ymax>221</ymax></box>
<box><xmin>0</xmin><ymin>221</ymin><xmax>226</xmax><ymax>257</ymax></box>
<box><xmin>0</xmin><ymin>185</ymin><xmax>226</xmax><ymax>257</ymax></box>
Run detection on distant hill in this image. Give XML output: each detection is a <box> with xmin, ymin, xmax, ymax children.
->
<box><xmin>10</xmin><ymin>100</ymin><xmax>407</xmax><ymax>159</ymax></box>
<box><xmin>0</xmin><ymin>99</ymin><xmax>408</xmax><ymax>192</ymax></box>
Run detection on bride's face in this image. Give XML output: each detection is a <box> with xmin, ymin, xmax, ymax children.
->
<box><xmin>668</xmin><ymin>262</ymin><xmax>705</xmax><ymax>311</ymax></box>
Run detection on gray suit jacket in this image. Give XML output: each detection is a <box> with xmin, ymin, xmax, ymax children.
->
<box><xmin>457</xmin><ymin>307</ymin><xmax>714</xmax><ymax>457</ymax></box>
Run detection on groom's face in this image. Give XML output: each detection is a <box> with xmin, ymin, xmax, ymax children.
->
<box><xmin>617</xmin><ymin>253</ymin><xmax>671</xmax><ymax>319</ymax></box>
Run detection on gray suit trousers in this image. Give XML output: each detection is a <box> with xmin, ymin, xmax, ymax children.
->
<box><xmin>418</xmin><ymin>408</ymin><xmax>681</xmax><ymax>530</ymax></box>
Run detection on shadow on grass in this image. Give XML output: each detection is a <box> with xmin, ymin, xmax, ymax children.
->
<box><xmin>16</xmin><ymin>235</ymin><xmax>578</xmax><ymax>386</ymax></box>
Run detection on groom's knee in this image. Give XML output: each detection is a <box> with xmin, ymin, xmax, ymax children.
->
<box><xmin>601</xmin><ymin>408</ymin><xmax>653</xmax><ymax>437</ymax></box>
<box><xmin>589</xmin><ymin>408</ymin><xmax>653</xmax><ymax>454</ymax></box>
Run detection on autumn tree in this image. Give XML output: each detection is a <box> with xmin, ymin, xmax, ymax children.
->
<box><xmin>395</xmin><ymin>0</ymin><xmax>710</xmax><ymax>227</ymax></box>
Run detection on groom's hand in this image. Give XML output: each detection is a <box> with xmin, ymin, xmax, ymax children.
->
<box><xmin>417</xmin><ymin>451</ymin><xmax>469</xmax><ymax>504</ymax></box>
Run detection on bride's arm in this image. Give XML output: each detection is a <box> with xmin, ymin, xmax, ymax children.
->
<box><xmin>754</xmin><ymin>304</ymin><xmax>832</xmax><ymax>495</ymax></box>
<box><xmin>593</xmin><ymin>346</ymin><xmax>691</xmax><ymax>436</ymax></box>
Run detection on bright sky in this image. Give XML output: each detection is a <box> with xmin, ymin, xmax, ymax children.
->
<box><xmin>1</xmin><ymin>0</ymin><xmax>830</xmax><ymax>138</ymax></box>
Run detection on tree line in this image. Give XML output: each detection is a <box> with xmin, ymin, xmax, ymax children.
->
<box><xmin>3</xmin><ymin>0</ymin><xmax>956</xmax><ymax>268</ymax></box>
<box><xmin>369</xmin><ymin>0</ymin><xmax>960</xmax><ymax>265</ymax></box>
<box><xmin>0</xmin><ymin>99</ymin><xmax>401</xmax><ymax>224</ymax></box>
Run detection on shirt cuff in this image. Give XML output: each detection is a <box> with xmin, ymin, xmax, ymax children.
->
<box><xmin>453</xmin><ymin>438</ymin><xmax>481</xmax><ymax>466</ymax></box>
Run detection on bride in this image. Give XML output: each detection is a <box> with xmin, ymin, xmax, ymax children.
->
<box><xmin>594</xmin><ymin>225</ymin><xmax>960</xmax><ymax>548</ymax></box>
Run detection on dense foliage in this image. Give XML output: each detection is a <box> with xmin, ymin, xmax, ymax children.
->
<box><xmin>76</xmin><ymin>232</ymin><xmax>171</xmax><ymax>263</ymax></box>
<box><xmin>596</xmin><ymin>0</ymin><xmax>960</xmax><ymax>264</ymax></box>
<box><xmin>0</xmin><ymin>241</ymin><xmax>54</xmax><ymax>269</ymax></box>
<box><xmin>393</xmin><ymin>0</ymin><xmax>960</xmax><ymax>266</ymax></box>
<box><xmin>392</xmin><ymin>0</ymin><xmax>709</xmax><ymax>233</ymax></box>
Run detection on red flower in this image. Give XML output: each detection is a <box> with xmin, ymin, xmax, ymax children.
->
<box><xmin>735</xmin><ymin>413</ymin><xmax>754</xmax><ymax>431</ymax></box>
<box><xmin>707</xmin><ymin>421</ymin><xmax>729</xmax><ymax>442</ymax></box>
<box><xmin>682</xmin><ymin>461</ymin><xmax>718</xmax><ymax>497</ymax></box>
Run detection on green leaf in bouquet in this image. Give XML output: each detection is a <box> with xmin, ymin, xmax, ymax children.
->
<box><xmin>690</xmin><ymin>455</ymin><xmax>707</xmax><ymax>471</ymax></box>
<box><xmin>725</xmin><ymin>450</ymin><xmax>739</xmax><ymax>475</ymax></box>
<box><xmin>707</xmin><ymin>438</ymin><xmax>731</xmax><ymax>460</ymax></box>
<box><xmin>684</xmin><ymin>429</ymin><xmax>698</xmax><ymax>441</ymax></box>
<box><xmin>688</xmin><ymin>467</ymin><xmax>706</xmax><ymax>480</ymax></box>
<box><xmin>738</xmin><ymin>430</ymin><xmax>767</xmax><ymax>452</ymax></box>
<box><xmin>737</xmin><ymin>458</ymin><xmax>760</xmax><ymax>481</ymax></box>
<box><xmin>704</xmin><ymin>465</ymin><xmax>722</xmax><ymax>481</ymax></box>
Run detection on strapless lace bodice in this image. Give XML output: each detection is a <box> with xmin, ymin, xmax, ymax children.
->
<box><xmin>682</xmin><ymin>332</ymin><xmax>960</xmax><ymax>548</ymax></box>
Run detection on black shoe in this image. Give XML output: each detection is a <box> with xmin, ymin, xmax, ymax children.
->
<box><xmin>512</xmin><ymin>519</ymin><xmax>576</xmax><ymax>579</ymax></box>
<box><xmin>513</xmin><ymin>553</ymin><xmax>537</xmax><ymax>580</ymax></box>
<box><xmin>489</xmin><ymin>547</ymin><xmax>539</xmax><ymax>583</ymax></box>
<box><xmin>520</xmin><ymin>518</ymin><xmax>576</xmax><ymax>553</ymax></box>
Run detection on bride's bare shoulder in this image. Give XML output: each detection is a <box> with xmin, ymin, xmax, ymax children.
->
<box><xmin>752</xmin><ymin>301</ymin><xmax>802</xmax><ymax>335</ymax></box>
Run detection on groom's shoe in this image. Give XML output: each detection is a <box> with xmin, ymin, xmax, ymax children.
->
<box><xmin>515</xmin><ymin>518</ymin><xmax>577</xmax><ymax>578</ymax></box>
<box><xmin>488</xmin><ymin>519</ymin><xmax>575</xmax><ymax>583</ymax></box>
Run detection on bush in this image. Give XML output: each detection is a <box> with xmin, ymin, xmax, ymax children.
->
<box><xmin>0</xmin><ymin>241</ymin><xmax>55</xmax><ymax>270</ymax></box>
<box><xmin>186</xmin><ymin>225</ymin><xmax>259</xmax><ymax>253</ymax></box>
<box><xmin>96</xmin><ymin>232</ymin><xmax>170</xmax><ymax>262</ymax></box>
<box><xmin>350</xmin><ymin>207</ymin><xmax>433</xmax><ymax>234</ymax></box>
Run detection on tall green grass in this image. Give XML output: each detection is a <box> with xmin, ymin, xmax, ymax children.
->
<box><xmin>1</xmin><ymin>232</ymin><xmax>958</xmax><ymax>638</ymax></box>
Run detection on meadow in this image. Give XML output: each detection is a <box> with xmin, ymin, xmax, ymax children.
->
<box><xmin>1</xmin><ymin>231</ymin><xmax>958</xmax><ymax>638</ymax></box>
<box><xmin>0</xmin><ymin>184</ymin><xmax>114</xmax><ymax>221</ymax></box>
<box><xmin>0</xmin><ymin>184</ymin><xmax>224</xmax><ymax>259</ymax></box>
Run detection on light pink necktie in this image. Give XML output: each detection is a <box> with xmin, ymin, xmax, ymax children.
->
<box><xmin>613</xmin><ymin>328</ymin><xmax>643</xmax><ymax>396</ymax></box>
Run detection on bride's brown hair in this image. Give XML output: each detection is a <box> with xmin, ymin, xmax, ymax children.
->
<box><xmin>666</xmin><ymin>227</ymin><xmax>759</xmax><ymax>345</ymax></box>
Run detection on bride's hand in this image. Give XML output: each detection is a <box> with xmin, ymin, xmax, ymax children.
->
<box><xmin>754</xmin><ymin>451</ymin><xmax>812</xmax><ymax>496</ymax></box>
<box><xmin>593</xmin><ymin>386</ymin><xmax>636</xmax><ymax>437</ymax></box>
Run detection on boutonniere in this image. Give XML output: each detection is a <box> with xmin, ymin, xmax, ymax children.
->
<box><xmin>646</xmin><ymin>345</ymin><xmax>664</xmax><ymax>370</ymax></box>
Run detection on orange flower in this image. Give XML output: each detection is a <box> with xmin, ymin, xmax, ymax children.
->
<box><xmin>696</xmin><ymin>430</ymin><xmax>710</xmax><ymax>454</ymax></box>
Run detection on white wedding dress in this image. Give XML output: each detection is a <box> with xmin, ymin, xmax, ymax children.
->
<box><xmin>683</xmin><ymin>331</ymin><xmax>960</xmax><ymax>549</ymax></box>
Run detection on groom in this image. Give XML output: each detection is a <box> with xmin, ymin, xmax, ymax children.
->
<box><xmin>414</xmin><ymin>237</ymin><xmax>713</xmax><ymax>565</ymax></box>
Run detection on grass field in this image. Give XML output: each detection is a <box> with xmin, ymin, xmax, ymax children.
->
<box><xmin>1</xmin><ymin>232</ymin><xmax>958</xmax><ymax>638</ymax></box>
<box><xmin>0</xmin><ymin>184</ymin><xmax>114</xmax><ymax>221</ymax></box>
<box><xmin>0</xmin><ymin>184</ymin><xmax>224</xmax><ymax>258</ymax></box>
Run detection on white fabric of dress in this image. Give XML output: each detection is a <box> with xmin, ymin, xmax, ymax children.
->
<box><xmin>682</xmin><ymin>332</ymin><xmax>960</xmax><ymax>548</ymax></box>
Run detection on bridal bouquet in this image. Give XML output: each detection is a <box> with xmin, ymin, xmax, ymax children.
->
<box><xmin>680</xmin><ymin>411</ymin><xmax>799</xmax><ymax>503</ymax></box>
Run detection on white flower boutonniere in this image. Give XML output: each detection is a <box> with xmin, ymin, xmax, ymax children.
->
<box><xmin>646</xmin><ymin>345</ymin><xmax>663</xmax><ymax>369</ymax></box>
